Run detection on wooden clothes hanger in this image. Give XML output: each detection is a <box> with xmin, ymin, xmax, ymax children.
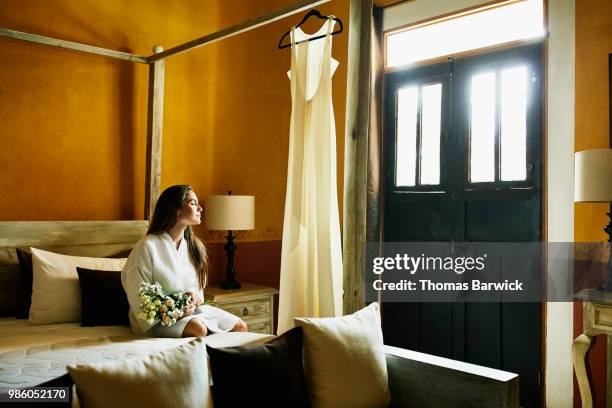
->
<box><xmin>278</xmin><ymin>8</ymin><xmax>343</xmax><ymax>49</ymax></box>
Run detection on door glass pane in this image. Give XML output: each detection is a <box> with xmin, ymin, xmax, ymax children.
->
<box><xmin>420</xmin><ymin>83</ymin><xmax>442</xmax><ymax>185</ymax></box>
<box><xmin>470</xmin><ymin>72</ymin><xmax>496</xmax><ymax>183</ymax></box>
<box><xmin>500</xmin><ymin>66</ymin><xmax>527</xmax><ymax>181</ymax></box>
<box><xmin>396</xmin><ymin>86</ymin><xmax>418</xmax><ymax>186</ymax></box>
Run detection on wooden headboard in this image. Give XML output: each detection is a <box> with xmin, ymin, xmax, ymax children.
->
<box><xmin>0</xmin><ymin>220</ymin><xmax>149</xmax><ymax>315</ymax></box>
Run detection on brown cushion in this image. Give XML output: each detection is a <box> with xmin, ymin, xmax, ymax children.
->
<box><xmin>207</xmin><ymin>327</ymin><xmax>309</xmax><ymax>408</ymax></box>
<box><xmin>76</xmin><ymin>267</ymin><xmax>130</xmax><ymax>327</ymax></box>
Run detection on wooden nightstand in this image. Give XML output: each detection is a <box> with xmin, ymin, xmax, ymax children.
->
<box><xmin>204</xmin><ymin>283</ymin><xmax>278</xmax><ymax>335</ymax></box>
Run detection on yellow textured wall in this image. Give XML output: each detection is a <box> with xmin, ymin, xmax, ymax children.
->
<box><xmin>575</xmin><ymin>0</ymin><xmax>612</xmax><ymax>243</ymax></box>
<box><xmin>573</xmin><ymin>1</ymin><xmax>612</xmax><ymax>406</ymax></box>
<box><xmin>0</xmin><ymin>0</ymin><xmax>349</xmax><ymax>243</ymax></box>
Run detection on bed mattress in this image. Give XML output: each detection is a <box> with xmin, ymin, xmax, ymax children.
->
<box><xmin>0</xmin><ymin>318</ymin><xmax>271</xmax><ymax>389</ymax></box>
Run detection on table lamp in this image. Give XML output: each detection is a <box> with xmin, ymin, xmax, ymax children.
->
<box><xmin>205</xmin><ymin>192</ymin><xmax>255</xmax><ymax>290</ymax></box>
<box><xmin>575</xmin><ymin>149</ymin><xmax>612</xmax><ymax>291</ymax></box>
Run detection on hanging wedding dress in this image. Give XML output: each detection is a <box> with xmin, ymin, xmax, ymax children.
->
<box><xmin>277</xmin><ymin>17</ymin><xmax>343</xmax><ymax>334</ymax></box>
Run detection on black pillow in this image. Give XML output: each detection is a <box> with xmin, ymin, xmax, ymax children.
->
<box><xmin>14</xmin><ymin>248</ymin><xmax>132</xmax><ymax>320</ymax></box>
<box><xmin>76</xmin><ymin>267</ymin><xmax>130</xmax><ymax>327</ymax></box>
<box><xmin>15</xmin><ymin>248</ymin><xmax>33</xmax><ymax>319</ymax></box>
<box><xmin>207</xmin><ymin>327</ymin><xmax>310</xmax><ymax>408</ymax></box>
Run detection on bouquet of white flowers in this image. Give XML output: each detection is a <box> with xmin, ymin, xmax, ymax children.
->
<box><xmin>137</xmin><ymin>282</ymin><xmax>192</xmax><ymax>327</ymax></box>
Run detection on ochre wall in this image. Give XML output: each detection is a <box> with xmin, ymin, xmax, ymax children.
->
<box><xmin>574</xmin><ymin>0</ymin><xmax>612</xmax><ymax>406</ymax></box>
<box><xmin>0</xmin><ymin>0</ymin><xmax>350</xmax><ymax>297</ymax></box>
<box><xmin>0</xmin><ymin>1</ymin><xmax>237</xmax><ymax>221</ymax></box>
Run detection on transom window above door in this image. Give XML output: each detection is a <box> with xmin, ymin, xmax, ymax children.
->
<box><xmin>385</xmin><ymin>0</ymin><xmax>545</xmax><ymax>69</ymax></box>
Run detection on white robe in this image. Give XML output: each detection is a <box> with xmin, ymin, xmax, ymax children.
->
<box><xmin>121</xmin><ymin>232</ymin><xmax>239</xmax><ymax>337</ymax></box>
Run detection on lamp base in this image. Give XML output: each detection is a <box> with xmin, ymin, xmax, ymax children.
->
<box><xmin>220</xmin><ymin>230</ymin><xmax>241</xmax><ymax>290</ymax></box>
<box><xmin>598</xmin><ymin>277</ymin><xmax>612</xmax><ymax>292</ymax></box>
<box><xmin>220</xmin><ymin>278</ymin><xmax>241</xmax><ymax>290</ymax></box>
<box><xmin>598</xmin><ymin>211</ymin><xmax>612</xmax><ymax>292</ymax></box>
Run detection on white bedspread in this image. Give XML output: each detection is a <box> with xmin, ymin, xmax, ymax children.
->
<box><xmin>0</xmin><ymin>318</ymin><xmax>272</xmax><ymax>389</ymax></box>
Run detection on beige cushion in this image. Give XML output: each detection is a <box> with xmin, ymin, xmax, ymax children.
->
<box><xmin>29</xmin><ymin>248</ymin><xmax>126</xmax><ymax>324</ymax></box>
<box><xmin>295</xmin><ymin>302</ymin><xmax>391</xmax><ymax>408</ymax></box>
<box><xmin>68</xmin><ymin>337</ymin><xmax>211</xmax><ymax>408</ymax></box>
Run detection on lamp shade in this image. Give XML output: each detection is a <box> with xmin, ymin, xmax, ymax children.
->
<box><xmin>575</xmin><ymin>149</ymin><xmax>612</xmax><ymax>202</ymax></box>
<box><xmin>204</xmin><ymin>195</ymin><xmax>255</xmax><ymax>231</ymax></box>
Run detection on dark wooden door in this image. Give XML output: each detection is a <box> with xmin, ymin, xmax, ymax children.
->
<box><xmin>383</xmin><ymin>44</ymin><xmax>543</xmax><ymax>407</ymax></box>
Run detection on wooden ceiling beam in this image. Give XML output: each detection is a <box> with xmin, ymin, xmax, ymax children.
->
<box><xmin>373</xmin><ymin>0</ymin><xmax>410</xmax><ymax>8</ymax></box>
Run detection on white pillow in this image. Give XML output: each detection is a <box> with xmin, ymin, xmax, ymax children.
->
<box><xmin>294</xmin><ymin>302</ymin><xmax>391</xmax><ymax>408</ymax></box>
<box><xmin>68</xmin><ymin>337</ymin><xmax>211</xmax><ymax>408</ymax></box>
<box><xmin>29</xmin><ymin>247</ymin><xmax>126</xmax><ymax>324</ymax></box>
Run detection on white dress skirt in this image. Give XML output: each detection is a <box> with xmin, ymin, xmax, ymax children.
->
<box><xmin>153</xmin><ymin>305</ymin><xmax>240</xmax><ymax>338</ymax></box>
<box><xmin>121</xmin><ymin>232</ymin><xmax>240</xmax><ymax>338</ymax></box>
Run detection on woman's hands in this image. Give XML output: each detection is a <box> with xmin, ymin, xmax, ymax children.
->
<box><xmin>183</xmin><ymin>290</ymin><xmax>203</xmax><ymax>316</ymax></box>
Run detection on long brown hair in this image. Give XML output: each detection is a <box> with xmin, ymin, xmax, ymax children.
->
<box><xmin>147</xmin><ymin>185</ymin><xmax>208</xmax><ymax>291</ymax></box>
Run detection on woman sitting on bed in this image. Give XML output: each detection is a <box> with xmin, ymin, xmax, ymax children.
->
<box><xmin>121</xmin><ymin>184</ymin><xmax>247</xmax><ymax>338</ymax></box>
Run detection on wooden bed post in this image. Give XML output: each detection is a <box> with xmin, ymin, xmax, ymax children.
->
<box><xmin>145</xmin><ymin>45</ymin><xmax>165</xmax><ymax>220</ymax></box>
<box><xmin>343</xmin><ymin>0</ymin><xmax>373</xmax><ymax>315</ymax></box>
